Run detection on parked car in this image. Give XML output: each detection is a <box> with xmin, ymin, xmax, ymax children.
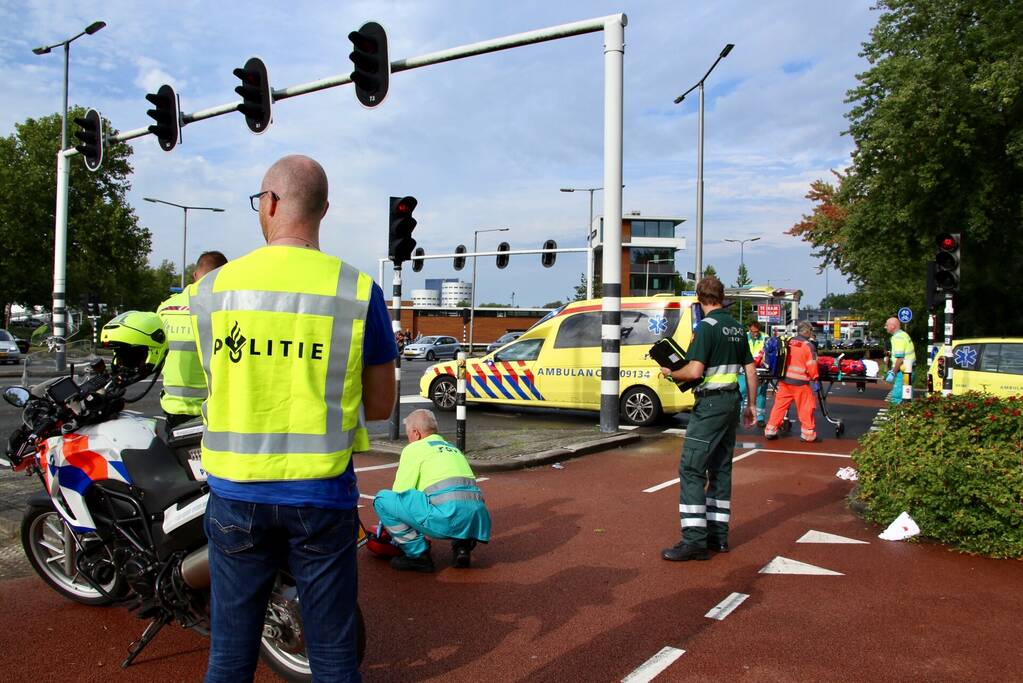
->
<box><xmin>402</xmin><ymin>335</ymin><xmax>461</xmax><ymax>361</ymax></box>
<box><xmin>0</xmin><ymin>330</ymin><xmax>23</xmax><ymax>364</ymax></box>
<box><xmin>486</xmin><ymin>331</ymin><xmax>524</xmax><ymax>354</ymax></box>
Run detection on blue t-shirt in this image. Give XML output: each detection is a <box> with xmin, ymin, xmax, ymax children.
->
<box><xmin>209</xmin><ymin>283</ymin><xmax>398</xmax><ymax>509</ymax></box>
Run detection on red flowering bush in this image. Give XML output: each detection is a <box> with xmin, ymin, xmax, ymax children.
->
<box><xmin>854</xmin><ymin>392</ymin><xmax>1023</xmax><ymax>558</ymax></box>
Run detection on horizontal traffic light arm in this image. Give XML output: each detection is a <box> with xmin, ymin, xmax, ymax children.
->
<box><xmin>60</xmin><ymin>15</ymin><xmax>621</xmax><ymax>154</ymax></box>
<box><xmin>386</xmin><ymin>246</ymin><xmax>589</xmax><ymax>262</ymax></box>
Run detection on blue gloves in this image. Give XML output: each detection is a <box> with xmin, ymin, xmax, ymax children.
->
<box><xmin>884</xmin><ymin>371</ymin><xmax>895</xmax><ymax>383</ymax></box>
<box><xmin>811</xmin><ymin>381</ymin><xmax>820</xmax><ymax>393</ymax></box>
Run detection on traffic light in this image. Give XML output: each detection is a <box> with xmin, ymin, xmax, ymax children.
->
<box><xmin>496</xmin><ymin>242</ymin><xmax>511</xmax><ymax>269</ymax></box>
<box><xmin>73</xmin><ymin>109</ymin><xmax>103</xmax><ymax>171</ymax></box>
<box><xmin>388</xmin><ymin>196</ymin><xmax>418</xmax><ymax>265</ymax></box>
<box><xmin>541</xmin><ymin>239</ymin><xmax>557</xmax><ymax>268</ymax></box>
<box><xmin>462</xmin><ymin>308</ymin><xmax>471</xmax><ymax>324</ymax></box>
<box><xmin>233</xmin><ymin>57</ymin><xmax>272</xmax><ymax>134</ymax></box>
<box><xmin>453</xmin><ymin>244</ymin><xmax>467</xmax><ymax>271</ymax></box>
<box><xmin>411</xmin><ymin>247</ymin><xmax>426</xmax><ymax>273</ymax></box>
<box><xmin>145</xmin><ymin>84</ymin><xmax>180</xmax><ymax>151</ymax></box>
<box><xmin>934</xmin><ymin>232</ymin><xmax>961</xmax><ymax>295</ymax></box>
<box><xmin>348</xmin><ymin>21</ymin><xmax>389</xmax><ymax>108</ymax></box>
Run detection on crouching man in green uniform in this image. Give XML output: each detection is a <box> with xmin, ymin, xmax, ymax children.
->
<box><xmin>659</xmin><ymin>276</ymin><xmax>757</xmax><ymax>561</ymax></box>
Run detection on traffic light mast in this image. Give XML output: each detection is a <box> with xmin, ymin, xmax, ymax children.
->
<box><xmin>388</xmin><ymin>195</ymin><xmax>418</xmax><ymax>440</ymax></box>
<box><xmin>934</xmin><ymin>233</ymin><xmax>961</xmax><ymax>396</ymax></box>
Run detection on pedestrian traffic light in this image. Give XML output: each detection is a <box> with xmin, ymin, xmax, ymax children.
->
<box><xmin>496</xmin><ymin>242</ymin><xmax>511</xmax><ymax>269</ymax></box>
<box><xmin>233</xmin><ymin>57</ymin><xmax>272</xmax><ymax>134</ymax></box>
<box><xmin>541</xmin><ymin>239</ymin><xmax>557</xmax><ymax>268</ymax></box>
<box><xmin>145</xmin><ymin>84</ymin><xmax>180</xmax><ymax>152</ymax></box>
<box><xmin>73</xmin><ymin>108</ymin><xmax>103</xmax><ymax>171</ymax></box>
<box><xmin>348</xmin><ymin>21</ymin><xmax>389</xmax><ymax>108</ymax></box>
<box><xmin>411</xmin><ymin>247</ymin><xmax>425</xmax><ymax>273</ymax></box>
<box><xmin>934</xmin><ymin>232</ymin><xmax>961</xmax><ymax>295</ymax></box>
<box><xmin>453</xmin><ymin>244</ymin><xmax>467</xmax><ymax>271</ymax></box>
<box><xmin>388</xmin><ymin>196</ymin><xmax>418</xmax><ymax>265</ymax></box>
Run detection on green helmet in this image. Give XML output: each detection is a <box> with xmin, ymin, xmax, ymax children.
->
<box><xmin>101</xmin><ymin>311</ymin><xmax>168</xmax><ymax>378</ymax></box>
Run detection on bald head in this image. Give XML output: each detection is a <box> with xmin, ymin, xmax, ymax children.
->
<box><xmin>261</xmin><ymin>154</ymin><xmax>329</xmax><ymax>224</ymax></box>
<box><xmin>404</xmin><ymin>409</ymin><xmax>439</xmax><ymax>443</ymax></box>
<box><xmin>885</xmin><ymin>317</ymin><xmax>901</xmax><ymax>334</ymax></box>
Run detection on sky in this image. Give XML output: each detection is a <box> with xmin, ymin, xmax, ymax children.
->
<box><xmin>1</xmin><ymin>0</ymin><xmax>879</xmax><ymax>309</ymax></box>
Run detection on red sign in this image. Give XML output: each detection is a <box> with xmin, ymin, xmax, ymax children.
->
<box><xmin>757</xmin><ymin>304</ymin><xmax>782</xmax><ymax>317</ymax></box>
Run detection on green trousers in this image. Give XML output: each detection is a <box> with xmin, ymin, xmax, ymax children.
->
<box><xmin>679</xmin><ymin>390</ymin><xmax>740</xmax><ymax>547</ymax></box>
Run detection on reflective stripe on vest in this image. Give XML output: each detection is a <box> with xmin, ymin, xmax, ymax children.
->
<box><xmin>430</xmin><ymin>490</ymin><xmax>485</xmax><ymax>505</ymax></box>
<box><xmin>783</xmin><ymin>338</ymin><xmax>814</xmax><ymax>384</ymax></box>
<box><xmin>190</xmin><ymin>252</ymin><xmax>372</xmax><ymax>481</ymax></box>
<box><xmin>701</xmin><ymin>363</ymin><xmax>741</xmax><ymax>391</ymax></box>
<box><xmin>424</xmin><ymin>476</ymin><xmax>477</xmax><ymax>494</ymax></box>
<box><xmin>158</xmin><ymin>291</ymin><xmax>207</xmax><ymax>416</ymax></box>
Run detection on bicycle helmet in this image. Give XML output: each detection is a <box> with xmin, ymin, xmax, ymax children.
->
<box><xmin>101</xmin><ymin>311</ymin><xmax>168</xmax><ymax>380</ymax></box>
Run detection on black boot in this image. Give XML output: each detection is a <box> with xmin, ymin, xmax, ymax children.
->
<box><xmin>661</xmin><ymin>541</ymin><xmax>709</xmax><ymax>562</ymax></box>
<box><xmin>390</xmin><ymin>551</ymin><xmax>435</xmax><ymax>573</ymax></box>
<box><xmin>452</xmin><ymin>539</ymin><xmax>476</xmax><ymax>568</ymax></box>
<box><xmin>707</xmin><ymin>537</ymin><xmax>730</xmax><ymax>553</ymax></box>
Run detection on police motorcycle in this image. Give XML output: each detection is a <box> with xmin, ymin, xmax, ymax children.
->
<box><xmin>2</xmin><ymin>312</ymin><xmax>364</xmax><ymax>680</ymax></box>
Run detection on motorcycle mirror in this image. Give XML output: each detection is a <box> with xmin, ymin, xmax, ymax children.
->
<box><xmin>3</xmin><ymin>386</ymin><xmax>31</xmax><ymax>408</ymax></box>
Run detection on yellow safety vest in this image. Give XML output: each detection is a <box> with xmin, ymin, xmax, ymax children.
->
<box><xmin>189</xmin><ymin>246</ymin><xmax>373</xmax><ymax>482</ymax></box>
<box><xmin>747</xmin><ymin>332</ymin><xmax>765</xmax><ymax>358</ymax></box>
<box><xmin>157</xmin><ymin>290</ymin><xmax>207</xmax><ymax>416</ymax></box>
<box><xmin>891</xmin><ymin>329</ymin><xmax>916</xmax><ymax>364</ymax></box>
<box><xmin>392</xmin><ymin>434</ymin><xmax>477</xmax><ymax>493</ymax></box>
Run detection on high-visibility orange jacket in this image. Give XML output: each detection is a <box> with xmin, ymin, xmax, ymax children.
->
<box><xmin>783</xmin><ymin>336</ymin><xmax>819</xmax><ymax>386</ymax></box>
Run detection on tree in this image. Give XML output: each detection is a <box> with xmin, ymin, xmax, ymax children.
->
<box><xmin>572</xmin><ymin>272</ymin><xmax>602</xmax><ymax>301</ymax></box>
<box><xmin>702</xmin><ymin>264</ymin><xmax>718</xmax><ymax>279</ymax></box>
<box><xmin>541</xmin><ymin>300</ymin><xmax>565</xmax><ymax>309</ymax></box>
<box><xmin>819</xmin><ymin>292</ymin><xmax>866</xmax><ymax>311</ymax></box>
<box><xmin>734</xmin><ymin>263</ymin><xmax>752</xmax><ymax>288</ymax></box>
<box><xmin>789</xmin><ymin>0</ymin><xmax>1023</xmax><ymax>337</ymax></box>
<box><xmin>0</xmin><ymin>108</ymin><xmax>153</xmax><ymax>318</ymax></box>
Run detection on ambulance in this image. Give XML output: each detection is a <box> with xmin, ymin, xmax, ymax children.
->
<box><xmin>927</xmin><ymin>338</ymin><xmax>1023</xmax><ymax>398</ymax></box>
<box><xmin>418</xmin><ymin>295</ymin><xmax>702</xmax><ymax>425</ymax></box>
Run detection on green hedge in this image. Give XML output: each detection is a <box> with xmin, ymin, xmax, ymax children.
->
<box><xmin>854</xmin><ymin>392</ymin><xmax>1023</xmax><ymax>558</ymax></box>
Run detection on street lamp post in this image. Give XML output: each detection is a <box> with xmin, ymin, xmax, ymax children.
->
<box><xmin>560</xmin><ymin>185</ymin><xmax>624</xmax><ymax>299</ymax></box>
<box><xmin>144</xmin><ymin>198</ymin><xmax>225</xmax><ymax>288</ymax></box>
<box><xmin>469</xmin><ymin>227</ymin><xmax>509</xmax><ymax>354</ymax></box>
<box><xmin>673</xmin><ymin>43</ymin><xmax>734</xmax><ymax>284</ymax></box>
<box><xmin>644</xmin><ymin>257</ymin><xmax>675</xmax><ymax>296</ymax></box>
<box><xmin>33</xmin><ymin>20</ymin><xmax>106</xmax><ymax>372</ymax></box>
<box><xmin>724</xmin><ymin>236</ymin><xmax>759</xmax><ymax>323</ymax></box>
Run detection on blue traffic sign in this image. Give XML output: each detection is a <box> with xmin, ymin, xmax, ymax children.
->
<box><xmin>898</xmin><ymin>307</ymin><xmax>913</xmax><ymax>324</ymax></box>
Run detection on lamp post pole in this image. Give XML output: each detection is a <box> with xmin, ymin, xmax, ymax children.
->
<box><xmin>144</xmin><ymin>198</ymin><xmax>226</xmax><ymax>288</ymax></box>
<box><xmin>469</xmin><ymin>227</ymin><xmax>508</xmax><ymax>354</ymax></box>
<box><xmin>644</xmin><ymin>257</ymin><xmax>674</xmax><ymax>296</ymax></box>
<box><xmin>673</xmin><ymin>43</ymin><xmax>734</xmax><ymax>283</ymax></box>
<box><xmin>33</xmin><ymin>21</ymin><xmax>106</xmax><ymax>372</ymax></box>
<box><xmin>561</xmin><ymin>185</ymin><xmax>625</xmax><ymax>299</ymax></box>
<box><xmin>724</xmin><ymin>236</ymin><xmax>759</xmax><ymax>323</ymax></box>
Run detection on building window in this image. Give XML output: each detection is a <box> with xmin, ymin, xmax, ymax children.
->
<box><xmin>630</xmin><ymin>247</ymin><xmax>675</xmax><ymax>265</ymax></box>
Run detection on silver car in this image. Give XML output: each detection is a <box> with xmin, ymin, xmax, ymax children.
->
<box><xmin>403</xmin><ymin>335</ymin><xmax>461</xmax><ymax>361</ymax></box>
<box><xmin>0</xmin><ymin>330</ymin><xmax>22</xmax><ymax>365</ymax></box>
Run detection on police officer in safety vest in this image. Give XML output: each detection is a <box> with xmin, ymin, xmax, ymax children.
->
<box><xmin>659</xmin><ymin>276</ymin><xmax>757</xmax><ymax>561</ymax></box>
<box><xmin>157</xmin><ymin>251</ymin><xmax>227</xmax><ymax>430</ymax></box>
<box><xmin>884</xmin><ymin>316</ymin><xmax>916</xmax><ymax>405</ymax></box>
<box><xmin>373</xmin><ymin>409</ymin><xmax>492</xmax><ymax>572</ymax></box>
<box><xmin>190</xmin><ymin>155</ymin><xmax>397</xmax><ymax>683</ymax></box>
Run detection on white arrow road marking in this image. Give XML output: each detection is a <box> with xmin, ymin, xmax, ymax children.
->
<box><xmin>621</xmin><ymin>647</ymin><xmax>685</xmax><ymax>683</ymax></box>
<box><xmin>759</xmin><ymin>556</ymin><xmax>844</xmax><ymax>576</ymax></box>
<box><xmin>797</xmin><ymin>530</ymin><xmax>869</xmax><ymax>544</ymax></box>
<box><xmin>705</xmin><ymin>592</ymin><xmax>749</xmax><ymax>621</ymax></box>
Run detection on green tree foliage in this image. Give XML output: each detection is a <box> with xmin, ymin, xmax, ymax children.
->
<box><xmin>0</xmin><ymin>108</ymin><xmax>154</xmax><ymax>317</ymax></box>
<box><xmin>701</xmin><ymin>264</ymin><xmax>717</xmax><ymax>279</ymax></box>
<box><xmin>541</xmin><ymin>300</ymin><xmax>565</xmax><ymax>309</ymax></box>
<box><xmin>819</xmin><ymin>292</ymin><xmax>867</xmax><ymax>311</ymax></box>
<box><xmin>789</xmin><ymin>1</ymin><xmax>1023</xmax><ymax>337</ymax></box>
<box><xmin>572</xmin><ymin>272</ymin><xmax>601</xmax><ymax>301</ymax></box>
<box><xmin>734</xmin><ymin>263</ymin><xmax>752</xmax><ymax>288</ymax></box>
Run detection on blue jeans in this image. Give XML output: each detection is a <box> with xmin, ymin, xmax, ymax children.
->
<box><xmin>204</xmin><ymin>493</ymin><xmax>362</xmax><ymax>683</ymax></box>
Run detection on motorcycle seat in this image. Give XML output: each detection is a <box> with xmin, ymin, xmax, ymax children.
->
<box><xmin>120</xmin><ymin>437</ymin><xmax>206</xmax><ymax>514</ymax></box>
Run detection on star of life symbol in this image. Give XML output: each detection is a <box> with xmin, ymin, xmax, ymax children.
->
<box><xmin>954</xmin><ymin>346</ymin><xmax>977</xmax><ymax>368</ymax></box>
<box><xmin>648</xmin><ymin>315</ymin><xmax>668</xmax><ymax>336</ymax></box>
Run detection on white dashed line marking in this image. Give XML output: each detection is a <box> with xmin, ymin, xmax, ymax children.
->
<box><xmin>621</xmin><ymin>646</ymin><xmax>685</xmax><ymax>682</ymax></box>
<box><xmin>705</xmin><ymin>592</ymin><xmax>749</xmax><ymax>621</ymax></box>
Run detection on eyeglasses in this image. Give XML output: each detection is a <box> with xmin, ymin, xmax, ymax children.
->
<box><xmin>249</xmin><ymin>190</ymin><xmax>280</xmax><ymax>212</ymax></box>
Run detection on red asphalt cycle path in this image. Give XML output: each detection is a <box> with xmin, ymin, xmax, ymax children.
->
<box><xmin>1</xmin><ymin>431</ymin><xmax>1021</xmax><ymax>682</ymax></box>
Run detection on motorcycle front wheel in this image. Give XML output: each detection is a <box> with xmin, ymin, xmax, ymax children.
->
<box><xmin>21</xmin><ymin>505</ymin><xmax>123</xmax><ymax>606</ymax></box>
<box><xmin>259</xmin><ymin>588</ymin><xmax>366</xmax><ymax>682</ymax></box>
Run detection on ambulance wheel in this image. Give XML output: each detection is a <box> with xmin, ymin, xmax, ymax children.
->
<box><xmin>430</xmin><ymin>376</ymin><xmax>457</xmax><ymax>411</ymax></box>
<box><xmin>621</xmin><ymin>387</ymin><xmax>662</xmax><ymax>426</ymax></box>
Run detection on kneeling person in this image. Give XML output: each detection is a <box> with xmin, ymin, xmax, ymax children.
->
<box><xmin>373</xmin><ymin>409</ymin><xmax>492</xmax><ymax>572</ymax></box>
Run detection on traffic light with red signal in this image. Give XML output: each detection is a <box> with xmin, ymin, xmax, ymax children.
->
<box><xmin>933</xmin><ymin>232</ymin><xmax>961</xmax><ymax>297</ymax></box>
<box><xmin>389</xmin><ymin>196</ymin><xmax>418</xmax><ymax>265</ymax></box>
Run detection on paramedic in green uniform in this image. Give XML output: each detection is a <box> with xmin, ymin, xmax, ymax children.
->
<box><xmin>659</xmin><ymin>276</ymin><xmax>757</xmax><ymax>561</ymax></box>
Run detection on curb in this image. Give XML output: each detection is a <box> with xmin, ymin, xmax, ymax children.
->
<box><xmin>0</xmin><ymin>515</ymin><xmax>19</xmax><ymax>540</ymax></box>
<box><xmin>470</xmin><ymin>432</ymin><xmax>641</xmax><ymax>473</ymax></box>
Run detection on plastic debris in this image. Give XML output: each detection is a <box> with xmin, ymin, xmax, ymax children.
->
<box><xmin>551</xmin><ymin>462</ymin><xmax>565</xmax><ymax>469</ymax></box>
<box><xmin>878</xmin><ymin>511</ymin><xmax>920</xmax><ymax>541</ymax></box>
<box><xmin>836</xmin><ymin>466</ymin><xmax>859</xmax><ymax>481</ymax></box>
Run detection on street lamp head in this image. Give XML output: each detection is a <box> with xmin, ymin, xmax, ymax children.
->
<box><xmin>673</xmin><ymin>94</ymin><xmax>685</xmax><ymax>105</ymax></box>
<box><xmin>143</xmin><ymin>197</ymin><xmax>158</xmax><ymax>203</ymax></box>
<box><xmin>85</xmin><ymin>21</ymin><xmax>106</xmax><ymax>35</ymax></box>
<box><xmin>211</xmin><ymin>208</ymin><xmax>226</xmax><ymax>213</ymax></box>
<box><xmin>32</xmin><ymin>45</ymin><xmax>51</xmax><ymax>55</ymax></box>
<box><xmin>559</xmin><ymin>188</ymin><xmax>575</xmax><ymax>193</ymax></box>
<box><xmin>720</xmin><ymin>43</ymin><xmax>734</xmax><ymax>58</ymax></box>
<box><xmin>750</xmin><ymin>236</ymin><xmax>761</xmax><ymax>242</ymax></box>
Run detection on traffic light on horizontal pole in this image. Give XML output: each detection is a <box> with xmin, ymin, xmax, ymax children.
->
<box><xmin>73</xmin><ymin>108</ymin><xmax>103</xmax><ymax>171</ymax></box>
<box><xmin>348</xmin><ymin>21</ymin><xmax>389</xmax><ymax>108</ymax></box>
<box><xmin>145</xmin><ymin>84</ymin><xmax>181</xmax><ymax>151</ymax></box>
<box><xmin>496</xmin><ymin>242</ymin><xmax>511</xmax><ymax>269</ymax></box>
<box><xmin>411</xmin><ymin>247</ymin><xmax>426</xmax><ymax>273</ymax></box>
<box><xmin>453</xmin><ymin>244</ymin><xmax>467</xmax><ymax>271</ymax></box>
<box><xmin>233</xmin><ymin>57</ymin><xmax>272</xmax><ymax>134</ymax></box>
<box><xmin>389</xmin><ymin>195</ymin><xmax>418</xmax><ymax>265</ymax></box>
<box><xmin>541</xmin><ymin>239</ymin><xmax>557</xmax><ymax>268</ymax></box>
